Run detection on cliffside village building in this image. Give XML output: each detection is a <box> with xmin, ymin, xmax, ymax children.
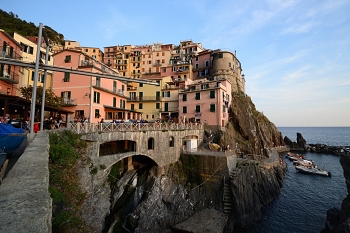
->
<box><xmin>0</xmin><ymin>29</ymin><xmax>246</xmax><ymax>130</ymax></box>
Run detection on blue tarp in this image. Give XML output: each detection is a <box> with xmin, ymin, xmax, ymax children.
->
<box><xmin>0</xmin><ymin>123</ymin><xmax>24</xmax><ymax>137</ymax></box>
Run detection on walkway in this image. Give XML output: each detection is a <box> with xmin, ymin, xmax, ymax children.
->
<box><xmin>0</xmin><ymin>132</ymin><xmax>51</xmax><ymax>233</ymax></box>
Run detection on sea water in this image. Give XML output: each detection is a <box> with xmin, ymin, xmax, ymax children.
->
<box><xmin>246</xmin><ymin>127</ymin><xmax>350</xmax><ymax>233</ymax></box>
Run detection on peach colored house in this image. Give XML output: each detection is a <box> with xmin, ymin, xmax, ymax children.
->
<box><xmin>53</xmin><ymin>49</ymin><xmax>133</xmax><ymax>123</ymax></box>
<box><xmin>0</xmin><ymin>29</ymin><xmax>21</xmax><ymax>96</ymax></box>
<box><xmin>178</xmin><ymin>77</ymin><xmax>232</xmax><ymax>131</ymax></box>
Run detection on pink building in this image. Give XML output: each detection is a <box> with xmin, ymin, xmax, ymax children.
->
<box><xmin>0</xmin><ymin>29</ymin><xmax>22</xmax><ymax>96</ymax></box>
<box><xmin>53</xmin><ymin>49</ymin><xmax>135</xmax><ymax>123</ymax></box>
<box><xmin>178</xmin><ymin>77</ymin><xmax>232</xmax><ymax>131</ymax></box>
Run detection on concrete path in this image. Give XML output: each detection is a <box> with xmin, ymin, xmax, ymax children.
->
<box><xmin>0</xmin><ymin>132</ymin><xmax>52</xmax><ymax>233</ymax></box>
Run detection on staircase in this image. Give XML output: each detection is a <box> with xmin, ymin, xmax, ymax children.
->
<box><xmin>223</xmin><ymin>169</ymin><xmax>239</xmax><ymax>215</ymax></box>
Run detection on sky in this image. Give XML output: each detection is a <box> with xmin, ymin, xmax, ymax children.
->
<box><xmin>1</xmin><ymin>0</ymin><xmax>350</xmax><ymax>127</ymax></box>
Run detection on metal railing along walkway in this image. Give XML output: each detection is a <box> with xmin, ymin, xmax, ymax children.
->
<box><xmin>67</xmin><ymin>122</ymin><xmax>203</xmax><ymax>134</ymax></box>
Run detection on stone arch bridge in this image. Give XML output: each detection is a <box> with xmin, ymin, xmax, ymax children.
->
<box><xmin>68</xmin><ymin>122</ymin><xmax>204</xmax><ymax>173</ymax></box>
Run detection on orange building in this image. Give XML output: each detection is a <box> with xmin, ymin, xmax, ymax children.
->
<box><xmin>0</xmin><ymin>29</ymin><xmax>22</xmax><ymax>96</ymax></box>
<box><xmin>52</xmin><ymin>49</ymin><xmax>134</xmax><ymax>123</ymax></box>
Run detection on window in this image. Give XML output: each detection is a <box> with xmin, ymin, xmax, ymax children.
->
<box><xmin>148</xmin><ymin>138</ymin><xmax>154</xmax><ymax>150</ymax></box>
<box><xmin>113</xmin><ymin>81</ymin><xmax>117</xmax><ymax>92</ymax></box>
<box><xmin>139</xmin><ymin>103</ymin><xmax>143</xmax><ymax>109</ymax></box>
<box><xmin>65</xmin><ymin>55</ymin><xmax>71</xmax><ymax>63</ymax></box>
<box><xmin>63</xmin><ymin>72</ymin><xmax>70</xmax><ymax>82</ymax></box>
<box><xmin>28</xmin><ymin>46</ymin><xmax>34</xmax><ymax>54</ymax></box>
<box><xmin>156</xmin><ymin>103</ymin><xmax>160</xmax><ymax>109</ymax></box>
<box><xmin>162</xmin><ymin>91</ymin><xmax>170</xmax><ymax>97</ymax></box>
<box><xmin>93</xmin><ymin>91</ymin><xmax>100</xmax><ymax>103</ymax></box>
<box><xmin>218</xmin><ymin>53</ymin><xmax>223</xmax><ymax>58</ymax></box>
<box><xmin>229</xmin><ymin>62</ymin><xmax>231</xmax><ymax>67</ymax></box>
<box><xmin>196</xmin><ymin>57</ymin><xmax>198</xmax><ymax>61</ymax></box>
<box><xmin>182</xmin><ymin>94</ymin><xmax>187</xmax><ymax>101</ymax></box>
<box><xmin>162</xmin><ymin>52</ymin><xmax>165</xmax><ymax>56</ymax></box>
<box><xmin>131</xmin><ymin>104</ymin><xmax>135</xmax><ymax>111</ymax></box>
<box><xmin>162</xmin><ymin>67</ymin><xmax>166</xmax><ymax>73</ymax></box>
<box><xmin>210</xmin><ymin>90</ymin><xmax>215</xmax><ymax>98</ymax></box>
<box><xmin>205</xmin><ymin>60</ymin><xmax>209</xmax><ymax>66</ymax></box>
<box><xmin>183</xmin><ymin>106</ymin><xmax>187</xmax><ymax>113</ymax></box>
<box><xmin>210</xmin><ymin>104</ymin><xmax>216</xmax><ymax>112</ymax></box>
<box><xmin>195</xmin><ymin>105</ymin><xmax>201</xmax><ymax>113</ymax></box>
<box><xmin>195</xmin><ymin>63</ymin><xmax>199</xmax><ymax>69</ymax></box>
<box><xmin>195</xmin><ymin>92</ymin><xmax>200</xmax><ymax>100</ymax></box>
<box><xmin>61</xmin><ymin>91</ymin><xmax>71</xmax><ymax>103</ymax></box>
<box><xmin>223</xmin><ymin>105</ymin><xmax>226</xmax><ymax>112</ymax></box>
<box><xmin>113</xmin><ymin>97</ymin><xmax>116</xmax><ymax>107</ymax></box>
<box><xmin>95</xmin><ymin>109</ymin><xmax>100</xmax><ymax>118</ymax></box>
<box><xmin>169</xmin><ymin>136</ymin><xmax>174</xmax><ymax>147</ymax></box>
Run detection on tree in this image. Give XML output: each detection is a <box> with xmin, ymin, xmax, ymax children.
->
<box><xmin>20</xmin><ymin>86</ymin><xmax>63</xmax><ymax>108</ymax></box>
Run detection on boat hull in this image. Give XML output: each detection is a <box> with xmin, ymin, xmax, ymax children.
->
<box><xmin>295</xmin><ymin>165</ymin><xmax>331</xmax><ymax>177</ymax></box>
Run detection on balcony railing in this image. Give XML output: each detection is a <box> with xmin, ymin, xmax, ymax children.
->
<box><xmin>92</xmin><ymin>80</ymin><xmax>126</xmax><ymax>97</ymax></box>
<box><xmin>68</xmin><ymin>122</ymin><xmax>203</xmax><ymax>134</ymax></box>
<box><xmin>158</xmin><ymin>107</ymin><xmax>178</xmax><ymax>112</ymax></box>
<box><xmin>80</xmin><ymin>60</ymin><xmax>93</xmax><ymax>67</ymax></box>
<box><xmin>128</xmin><ymin>96</ymin><xmax>161</xmax><ymax>101</ymax></box>
<box><xmin>0</xmin><ymin>71</ymin><xmax>19</xmax><ymax>84</ymax></box>
<box><xmin>61</xmin><ymin>98</ymin><xmax>77</xmax><ymax>106</ymax></box>
<box><xmin>0</xmin><ymin>47</ymin><xmax>22</xmax><ymax>60</ymax></box>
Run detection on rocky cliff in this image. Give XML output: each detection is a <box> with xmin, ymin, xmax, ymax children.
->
<box><xmin>217</xmin><ymin>92</ymin><xmax>285</xmax><ymax>156</ymax></box>
<box><xmin>321</xmin><ymin>155</ymin><xmax>350</xmax><ymax>233</ymax></box>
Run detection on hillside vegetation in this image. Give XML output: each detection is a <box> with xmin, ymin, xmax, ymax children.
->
<box><xmin>0</xmin><ymin>9</ymin><xmax>64</xmax><ymax>45</ymax></box>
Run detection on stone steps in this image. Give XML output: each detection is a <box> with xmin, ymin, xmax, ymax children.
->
<box><xmin>223</xmin><ymin>168</ymin><xmax>240</xmax><ymax>215</ymax></box>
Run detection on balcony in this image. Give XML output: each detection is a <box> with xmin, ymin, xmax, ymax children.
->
<box><xmin>158</xmin><ymin>107</ymin><xmax>178</xmax><ymax>112</ymax></box>
<box><xmin>92</xmin><ymin>80</ymin><xmax>126</xmax><ymax>97</ymax></box>
<box><xmin>0</xmin><ymin>47</ymin><xmax>22</xmax><ymax>60</ymax></box>
<box><xmin>61</xmin><ymin>98</ymin><xmax>77</xmax><ymax>106</ymax></box>
<box><xmin>128</xmin><ymin>96</ymin><xmax>161</xmax><ymax>102</ymax></box>
<box><xmin>153</xmin><ymin>62</ymin><xmax>162</xmax><ymax>67</ymax></box>
<box><xmin>0</xmin><ymin>71</ymin><xmax>19</xmax><ymax>84</ymax></box>
<box><xmin>79</xmin><ymin>60</ymin><xmax>93</xmax><ymax>67</ymax></box>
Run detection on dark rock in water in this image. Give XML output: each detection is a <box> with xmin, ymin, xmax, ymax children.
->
<box><xmin>321</xmin><ymin>155</ymin><xmax>350</xmax><ymax>232</ymax></box>
<box><xmin>283</xmin><ymin>133</ymin><xmax>306</xmax><ymax>150</ymax></box>
<box><xmin>296</xmin><ymin>132</ymin><xmax>306</xmax><ymax>148</ymax></box>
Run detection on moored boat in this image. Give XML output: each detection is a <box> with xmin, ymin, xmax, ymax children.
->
<box><xmin>286</xmin><ymin>152</ymin><xmax>304</xmax><ymax>161</ymax></box>
<box><xmin>295</xmin><ymin>165</ymin><xmax>331</xmax><ymax>177</ymax></box>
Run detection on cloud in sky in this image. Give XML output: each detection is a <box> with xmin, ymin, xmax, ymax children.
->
<box><xmin>1</xmin><ymin>0</ymin><xmax>349</xmax><ymax>126</ymax></box>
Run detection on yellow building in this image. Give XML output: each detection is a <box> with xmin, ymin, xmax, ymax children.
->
<box><xmin>81</xmin><ymin>47</ymin><xmax>104</xmax><ymax>62</ymax></box>
<box><xmin>12</xmin><ymin>32</ymin><xmax>54</xmax><ymax>95</ymax></box>
<box><xmin>127</xmin><ymin>76</ymin><xmax>179</xmax><ymax>122</ymax></box>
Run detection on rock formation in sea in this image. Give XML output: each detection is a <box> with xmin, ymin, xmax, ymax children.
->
<box><xmin>77</xmin><ymin>91</ymin><xmax>287</xmax><ymax>232</ymax></box>
<box><xmin>321</xmin><ymin>154</ymin><xmax>350</xmax><ymax>233</ymax></box>
<box><xmin>284</xmin><ymin>132</ymin><xmax>306</xmax><ymax>150</ymax></box>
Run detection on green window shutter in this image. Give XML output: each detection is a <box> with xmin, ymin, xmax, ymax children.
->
<box><xmin>97</xmin><ymin>92</ymin><xmax>100</xmax><ymax>103</ymax></box>
<box><xmin>182</xmin><ymin>94</ymin><xmax>187</xmax><ymax>101</ymax></box>
<box><xmin>156</xmin><ymin>103</ymin><xmax>160</xmax><ymax>109</ymax></box>
<box><xmin>3</xmin><ymin>42</ymin><xmax>6</xmax><ymax>52</ymax></box>
<box><xmin>9</xmin><ymin>47</ymin><xmax>13</xmax><ymax>58</ymax></box>
<box><xmin>210</xmin><ymin>104</ymin><xmax>215</xmax><ymax>112</ymax></box>
<box><xmin>32</xmin><ymin>71</ymin><xmax>35</xmax><ymax>81</ymax></box>
<box><xmin>196</xmin><ymin>105</ymin><xmax>200</xmax><ymax>112</ymax></box>
<box><xmin>131</xmin><ymin>104</ymin><xmax>135</xmax><ymax>111</ymax></box>
<box><xmin>195</xmin><ymin>92</ymin><xmax>200</xmax><ymax>100</ymax></box>
<box><xmin>0</xmin><ymin>64</ymin><xmax>4</xmax><ymax>76</ymax></box>
<box><xmin>223</xmin><ymin>105</ymin><xmax>226</xmax><ymax>112</ymax></box>
<box><xmin>210</xmin><ymin>91</ymin><xmax>215</xmax><ymax>98</ymax></box>
<box><xmin>183</xmin><ymin>106</ymin><xmax>187</xmax><ymax>113</ymax></box>
<box><xmin>113</xmin><ymin>97</ymin><xmax>116</xmax><ymax>107</ymax></box>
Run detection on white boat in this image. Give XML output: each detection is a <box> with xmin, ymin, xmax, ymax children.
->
<box><xmin>295</xmin><ymin>165</ymin><xmax>331</xmax><ymax>177</ymax></box>
<box><xmin>293</xmin><ymin>159</ymin><xmax>314</xmax><ymax>167</ymax></box>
